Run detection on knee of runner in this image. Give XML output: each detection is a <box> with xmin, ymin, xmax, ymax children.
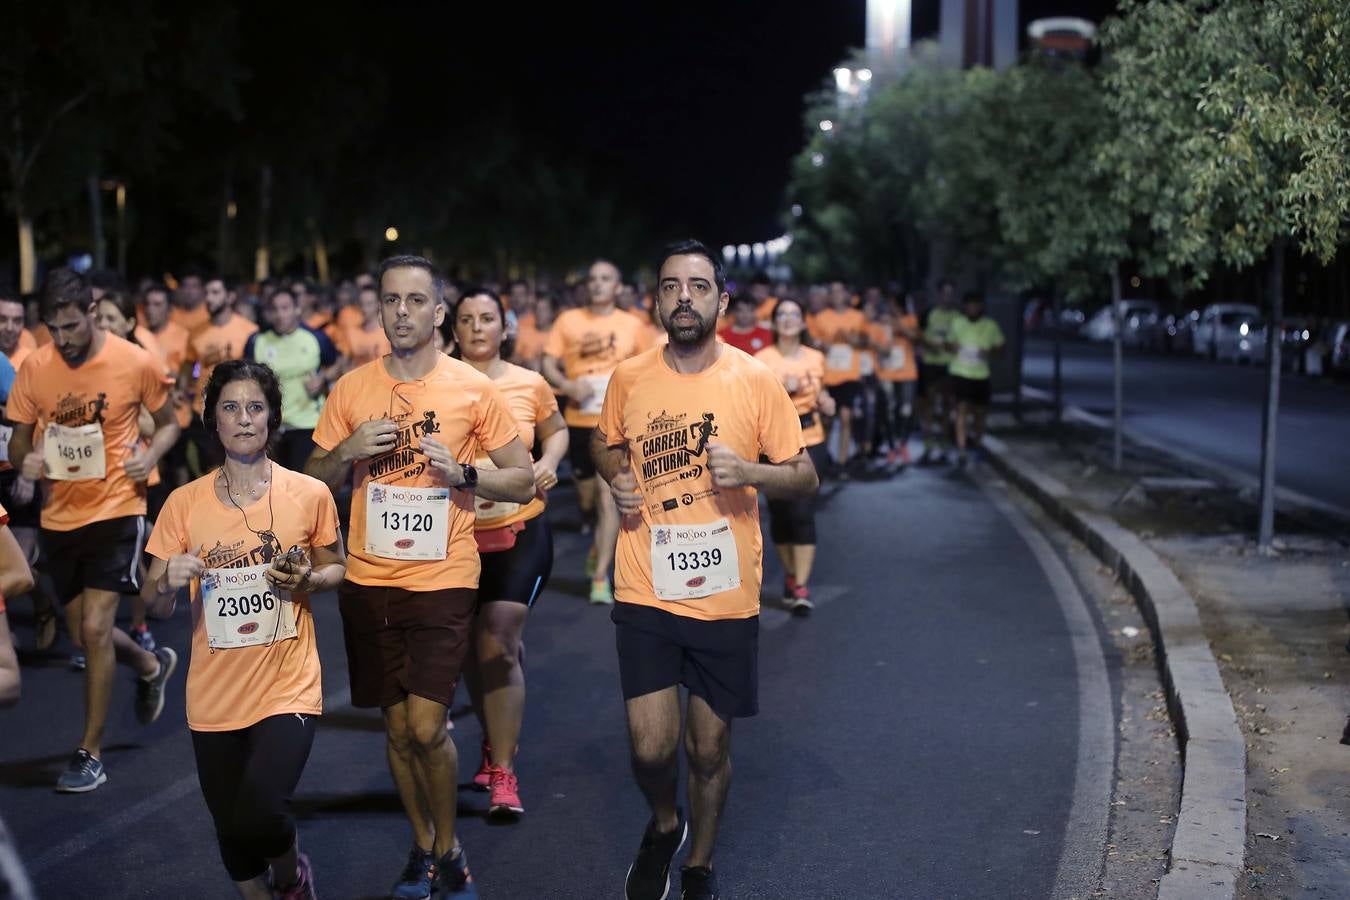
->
<box><xmin>477</xmin><ymin>624</ymin><xmax>522</xmax><ymax>666</ymax></box>
<box><xmin>630</xmin><ymin>734</ymin><xmax>678</xmax><ymax>773</ymax></box>
<box><xmin>684</xmin><ymin>728</ymin><xmax>730</xmax><ymax>774</ymax></box>
<box><xmin>405</xmin><ymin>712</ymin><xmax>450</xmax><ymax>752</ymax></box>
<box><xmin>79</xmin><ymin>615</ymin><xmax>112</xmax><ymax>649</ymax></box>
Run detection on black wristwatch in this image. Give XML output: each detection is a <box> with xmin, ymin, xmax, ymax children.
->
<box><xmin>459</xmin><ymin>463</ymin><xmax>478</xmax><ymax>490</ymax></box>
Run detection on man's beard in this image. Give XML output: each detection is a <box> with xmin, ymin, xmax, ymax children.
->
<box><xmin>663</xmin><ymin>306</ymin><xmax>714</xmax><ymax>347</ymax></box>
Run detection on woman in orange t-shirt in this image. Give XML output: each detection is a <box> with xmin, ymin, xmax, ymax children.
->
<box><xmin>142</xmin><ymin>359</ymin><xmax>345</xmax><ymax>897</ymax></box>
<box><xmin>754</xmin><ymin>298</ymin><xmax>835</xmax><ymax>615</ymax></box>
<box><xmin>451</xmin><ymin>288</ymin><xmax>567</xmax><ymax>820</ymax></box>
<box><xmin>869</xmin><ymin>294</ymin><xmax>922</xmax><ymax>467</ymax></box>
<box><xmin>0</xmin><ymin>499</ymin><xmax>36</xmax><ymax>705</ymax></box>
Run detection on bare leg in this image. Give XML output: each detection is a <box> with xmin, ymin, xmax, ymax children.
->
<box><xmin>475</xmin><ymin>602</ymin><xmax>528</xmax><ymax>769</ymax></box>
<box><xmin>625</xmin><ymin>687</ymin><xmax>682</xmax><ymax>833</ymax></box>
<box><xmin>593</xmin><ymin>476</ymin><xmax>620</xmax><ymax>584</ymax></box>
<box><xmin>774</xmin><ymin>544</ymin><xmax>795</xmax><ymax>583</ymax></box>
<box><xmin>384</xmin><ymin>701</ymin><xmax>436</xmax><ymax>853</ymax></box>
<box><xmin>79</xmin><ymin>589</ymin><xmax>157</xmax><ymax>757</ymax></box>
<box><xmin>954</xmin><ymin>400</ymin><xmax>970</xmax><ymax>453</ymax></box>
<box><xmin>683</xmin><ymin>693</ymin><xmax>732</xmax><ymax>869</ymax></box>
<box><xmin>972</xmin><ymin>404</ymin><xmax>988</xmax><ymax>448</ymax></box>
<box><xmin>836</xmin><ymin>407</ymin><xmax>854</xmax><ymax>468</ymax></box>
<box><xmin>793</xmin><ymin>544</ymin><xmax>817</xmax><ymax>587</ymax></box>
<box><xmin>65</xmin><ymin>594</ymin><xmax>84</xmax><ymax>652</ymax></box>
<box><xmin>404</xmin><ymin>694</ymin><xmax>460</xmax><ymax>858</ymax></box>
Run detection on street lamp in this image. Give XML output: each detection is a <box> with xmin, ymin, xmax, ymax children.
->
<box><xmin>811</xmin><ymin>153</ymin><xmax>825</xmax><ymax>168</ymax></box>
<box><xmin>385</xmin><ymin>226</ymin><xmax>400</xmax><ymax>242</ymax></box>
<box><xmin>818</xmin><ymin>119</ymin><xmax>834</xmax><ymax>133</ymax></box>
<box><xmin>722</xmin><ymin>245</ymin><xmax>736</xmax><ymax>265</ymax></box>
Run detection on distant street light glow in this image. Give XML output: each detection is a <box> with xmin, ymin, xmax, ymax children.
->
<box><xmin>856</xmin><ymin>68</ymin><xmax>872</xmax><ymax>83</ymax></box>
<box><xmin>811</xmin><ymin>153</ymin><xmax>825</xmax><ymax>167</ymax></box>
<box><xmin>791</xmin><ymin>204</ymin><xmax>803</xmax><ymax>217</ymax></box>
<box><xmin>385</xmin><ymin>226</ymin><xmax>399</xmax><ymax>241</ymax></box>
<box><xmin>722</xmin><ymin>245</ymin><xmax>736</xmax><ymax>264</ymax></box>
<box><xmin>834</xmin><ymin>67</ymin><xmax>852</xmax><ymax>93</ymax></box>
<box><xmin>819</xmin><ymin>119</ymin><xmax>833</xmax><ymax>133</ymax></box>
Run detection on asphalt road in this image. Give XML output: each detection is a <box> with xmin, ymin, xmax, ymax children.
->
<box><xmin>1</xmin><ymin>468</ymin><xmax>1115</xmax><ymax>899</ymax></box>
<box><xmin>1023</xmin><ymin>337</ymin><xmax>1350</xmax><ymax>514</ymax></box>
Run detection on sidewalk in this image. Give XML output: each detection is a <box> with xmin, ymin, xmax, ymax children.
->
<box><xmin>985</xmin><ymin>416</ymin><xmax>1350</xmax><ymax>898</ymax></box>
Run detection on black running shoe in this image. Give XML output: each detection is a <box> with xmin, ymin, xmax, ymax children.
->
<box><xmin>625</xmin><ymin>809</ymin><xmax>687</xmax><ymax>900</ymax></box>
<box><xmin>135</xmin><ymin>647</ymin><xmax>178</xmax><ymax>725</ymax></box>
<box><xmin>680</xmin><ymin>865</ymin><xmax>720</xmax><ymax>900</ymax></box>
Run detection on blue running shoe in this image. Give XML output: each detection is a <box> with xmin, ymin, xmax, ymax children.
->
<box><xmin>433</xmin><ymin>846</ymin><xmax>478</xmax><ymax>899</ymax></box>
<box><xmin>55</xmin><ymin>748</ymin><xmax>106</xmax><ymax>793</ymax></box>
<box><xmin>392</xmin><ymin>845</ymin><xmax>436</xmax><ymax>899</ymax></box>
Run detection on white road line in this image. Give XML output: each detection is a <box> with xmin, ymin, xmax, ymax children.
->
<box><xmin>977</xmin><ymin>471</ymin><xmax>1114</xmax><ymax>900</ymax></box>
<box><xmin>26</xmin><ymin>686</ymin><xmax>352</xmax><ymax>877</ymax></box>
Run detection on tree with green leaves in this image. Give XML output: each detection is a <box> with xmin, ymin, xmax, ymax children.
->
<box><xmin>1102</xmin><ymin>0</ymin><xmax>1350</xmax><ymax>548</ymax></box>
<box><xmin>1</xmin><ymin>0</ymin><xmax>241</xmax><ymax>290</ymax></box>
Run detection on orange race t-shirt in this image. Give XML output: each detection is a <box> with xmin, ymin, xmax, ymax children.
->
<box><xmin>28</xmin><ymin>324</ymin><xmax>51</xmax><ymax>347</ymax></box>
<box><xmin>543</xmin><ymin>307</ymin><xmax>650</xmax><ymax>428</ymax></box>
<box><xmin>869</xmin><ymin>315</ymin><xmax>919</xmax><ymax>382</ymax></box>
<box><xmin>171</xmin><ymin>304</ymin><xmax>211</xmax><ymax>335</ymax></box>
<box><xmin>186</xmin><ymin>313</ymin><xmax>259</xmax><ymax>416</ymax></box>
<box><xmin>336</xmin><ymin>305</ymin><xmax>363</xmax><ymax>331</ymax></box>
<box><xmin>144</xmin><ymin>320</ymin><xmax>193</xmax><ymax>428</ymax></box>
<box><xmin>338</xmin><ymin>323</ymin><xmax>391</xmax><ymax>368</ymax></box>
<box><xmin>808</xmin><ymin>307</ymin><xmax>867</xmax><ymax>386</ymax></box>
<box><xmin>8</xmin><ymin>343</ymin><xmax>33</xmax><ymax>373</ymax></box>
<box><xmin>312</xmin><ymin>354</ymin><xmax>521</xmax><ymax>591</ymax></box>
<box><xmin>7</xmin><ymin>335</ymin><xmax>170</xmax><ymax>530</ymax></box>
<box><xmin>512</xmin><ymin>321</ymin><xmax>548</xmax><ymax>369</ymax></box>
<box><xmin>474</xmin><ymin>364</ymin><xmax>558</xmax><ymax>531</ymax></box>
<box><xmin>17</xmin><ymin>330</ymin><xmax>36</xmax><ymax>354</ymax></box>
<box><xmin>145</xmin><ymin>465</ymin><xmax>338</xmax><ymax>732</ymax></box>
<box><xmin>599</xmin><ymin>346</ymin><xmax>804</xmax><ymax>621</ymax></box>
<box><xmin>754</xmin><ymin>344</ymin><xmax>827</xmax><ymax>447</ymax></box>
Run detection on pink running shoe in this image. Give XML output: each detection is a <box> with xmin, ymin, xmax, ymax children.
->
<box><xmin>488</xmin><ymin>766</ymin><xmax>524</xmax><ymax>820</ymax></box>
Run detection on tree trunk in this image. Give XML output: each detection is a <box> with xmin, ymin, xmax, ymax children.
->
<box><xmin>254</xmin><ymin>163</ymin><xmax>272</xmax><ymax>282</ymax></box>
<box><xmin>87</xmin><ymin>174</ymin><xmax>106</xmax><ymax>270</ymax></box>
<box><xmin>1111</xmin><ymin>263</ymin><xmax>1124</xmax><ymax>471</ymax></box>
<box><xmin>1257</xmin><ymin>238</ymin><xmax>1285</xmax><ymax>551</ymax></box>
<box><xmin>115</xmin><ymin>183</ymin><xmax>127</xmax><ymax>278</ymax></box>
<box><xmin>312</xmin><ymin>228</ymin><xmax>330</xmax><ymax>286</ymax></box>
<box><xmin>16</xmin><ymin>206</ymin><xmax>36</xmax><ymax>294</ymax></box>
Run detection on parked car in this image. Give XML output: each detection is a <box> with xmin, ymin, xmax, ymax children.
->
<box><xmin>1215</xmin><ymin>317</ymin><xmax>1266</xmax><ymax>364</ymax></box>
<box><xmin>1154</xmin><ymin>309</ymin><xmax>1199</xmax><ymax>354</ymax></box>
<box><xmin>1192</xmin><ymin>303</ymin><xmax>1261</xmax><ymax>359</ymax></box>
<box><xmin>1080</xmin><ymin>299</ymin><xmax>1160</xmax><ymax>344</ymax></box>
<box><xmin>1279</xmin><ymin>317</ymin><xmax>1314</xmax><ymax>373</ymax></box>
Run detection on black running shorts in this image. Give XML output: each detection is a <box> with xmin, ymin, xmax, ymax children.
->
<box><xmin>478</xmin><ymin>514</ymin><xmax>553</xmax><ymax>607</ymax></box>
<box><xmin>40</xmin><ymin>515</ymin><xmax>148</xmax><ymax>602</ymax></box>
<box><xmin>612</xmin><ymin>601</ymin><xmax>759</xmax><ymax>719</ymax></box>
<box><xmin>567</xmin><ymin>426</ymin><xmax>597</xmax><ymax>480</ymax></box>
<box><xmin>951</xmin><ymin>374</ymin><xmax>992</xmax><ymax>407</ymax></box>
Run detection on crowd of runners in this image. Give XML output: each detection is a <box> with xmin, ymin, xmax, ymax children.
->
<box><xmin>0</xmin><ymin>244</ymin><xmax>1003</xmax><ymax>899</ymax></box>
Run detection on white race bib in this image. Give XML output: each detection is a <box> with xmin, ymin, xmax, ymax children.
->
<box><xmin>957</xmin><ymin>345</ymin><xmax>984</xmax><ymax>368</ymax></box>
<box><xmin>201</xmin><ymin>564</ymin><xmax>296</xmax><ymax>650</ymax></box>
<box><xmin>472</xmin><ymin>457</ymin><xmax>521</xmax><ymax>523</ymax></box>
<box><xmin>884</xmin><ymin>346</ymin><xmax>907</xmax><ymax>371</ymax></box>
<box><xmin>825</xmin><ymin>343</ymin><xmax>855</xmax><ymax>372</ymax></box>
<box><xmin>43</xmin><ymin>422</ymin><xmax>106</xmax><ymax>481</ymax></box>
<box><xmin>858</xmin><ymin>352</ymin><xmax>875</xmax><ymax>377</ymax></box>
<box><xmin>578</xmin><ymin>373</ymin><xmax>611</xmax><ymax>416</ymax></box>
<box><xmin>650</xmin><ymin>518</ymin><xmax>741</xmax><ymax>601</ymax></box>
<box><xmin>365</xmin><ymin>482</ymin><xmax>449</xmax><ymax>560</ymax></box>
<box><xmin>0</xmin><ymin>423</ymin><xmax>12</xmax><ymax>465</ymax></box>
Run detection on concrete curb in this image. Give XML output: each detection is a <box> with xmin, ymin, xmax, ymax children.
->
<box><xmin>982</xmin><ymin>434</ymin><xmax>1246</xmax><ymax>900</ymax></box>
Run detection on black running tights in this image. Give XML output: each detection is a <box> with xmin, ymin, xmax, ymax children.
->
<box><xmin>191</xmin><ymin>713</ymin><xmax>316</xmax><ymax>882</ymax></box>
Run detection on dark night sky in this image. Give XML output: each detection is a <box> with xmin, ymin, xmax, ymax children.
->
<box><xmin>237</xmin><ymin>1</ymin><xmax>1117</xmax><ymax>259</ymax></box>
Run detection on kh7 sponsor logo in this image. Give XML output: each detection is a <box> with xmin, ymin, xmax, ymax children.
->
<box><xmin>686</xmin><ymin>576</ymin><xmax>706</xmax><ymax>588</ymax></box>
<box><xmin>237</xmin><ymin>622</ymin><xmax>259</xmax><ymax>635</ymax></box>
<box><xmin>395</xmin><ymin>538</ymin><xmax>415</xmax><ymax>550</ymax></box>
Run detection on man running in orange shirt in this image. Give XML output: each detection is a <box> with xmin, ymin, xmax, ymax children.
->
<box><xmin>182</xmin><ymin>277</ymin><xmax>258</xmax><ymax>475</ymax></box>
<box><xmin>542</xmin><ymin>259</ymin><xmax>649</xmax><ymax>605</ymax></box>
<box><xmin>307</xmin><ymin>255</ymin><xmax>534</xmax><ymax>899</ymax></box>
<box><xmin>593</xmin><ymin>240</ymin><xmax>818</xmax><ymax>900</ymax></box>
<box><xmin>7</xmin><ymin>268</ymin><xmax>180</xmax><ymax>793</ymax></box>
<box><xmin>809</xmin><ymin>281</ymin><xmax>867</xmax><ymax>477</ymax></box>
